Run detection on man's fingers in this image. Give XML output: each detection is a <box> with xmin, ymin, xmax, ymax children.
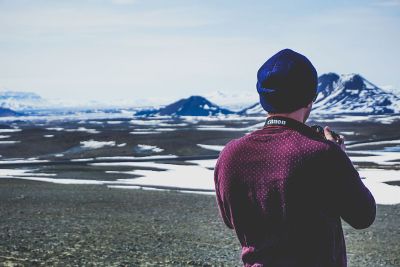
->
<box><xmin>323</xmin><ymin>126</ymin><xmax>335</xmax><ymax>141</ymax></box>
<box><xmin>324</xmin><ymin>128</ymin><xmax>346</xmax><ymax>151</ymax></box>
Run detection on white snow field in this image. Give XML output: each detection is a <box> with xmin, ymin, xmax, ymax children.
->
<box><xmin>1</xmin><ymin>158</ymin><xmax>399</xmax><ymax>204</ymax></box>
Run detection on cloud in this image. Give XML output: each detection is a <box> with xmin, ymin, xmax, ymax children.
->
<box><xmin>0</xmin><ymin>5</ymin><xmax>220</xmax><ymax>39</ymax></box>
<box><xmin>0</xmin><ymin>1</ymin><xmax>399</xmax><ymax>101</ymax></box>
<box><xmin>0</xmin><ymin>32</ymin><xmax>266</xmax><ymax>101</ymax></box>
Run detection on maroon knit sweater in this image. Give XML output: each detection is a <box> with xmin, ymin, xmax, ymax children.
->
<box><xmin>214</xmin><ymin>116</ymin><xmax>376</xmax><ymax>267</ymax></box>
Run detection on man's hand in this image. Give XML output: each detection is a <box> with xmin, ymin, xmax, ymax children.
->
<box><xmin>324</xmin><ymin>126</ymin><xmax>346</xmax><ymax>151</ymax></box>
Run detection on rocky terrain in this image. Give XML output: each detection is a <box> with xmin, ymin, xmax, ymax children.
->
<box><xmin>0</xmin><ymin>179</ymin><xmax>399</xmax><ymax>267</ymax></box>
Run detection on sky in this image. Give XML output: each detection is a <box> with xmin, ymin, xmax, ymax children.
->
<box><xmin>0</xmin><ymin>0</ymin><xmax>399</xmax><ymax>105</ymax></box>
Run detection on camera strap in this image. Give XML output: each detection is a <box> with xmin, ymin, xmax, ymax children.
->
<box><xmin>264</xmin><ymin>116</ymin><xmax>305</xmax><ymax>129</ymax></box>
<box><xmin>264</xmin><ymin>116</ymin><xmax>343</xmax><ymax>144</ymax></box>
<box><xmin>263</xmin><ymin>115</ymin><xmax>318</xmax><ymax>136</ymax></box>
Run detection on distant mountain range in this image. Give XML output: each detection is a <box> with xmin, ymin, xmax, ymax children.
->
<box><xmin>0</xmin><ymin>107</ymin><xmax>21</xmax><ymax>117</ymax></box>
<box><xmin>1</xmin><ymin>73</ymin><xmax>399</xmax><ymax>117</ymax></box>
<box><xmin>135</xmin><ymin>95</ymin><xmax>234</xmax><ymax>116</ymax></box>
<box><xmin>204</xmin><ymin>90</ymin><xmax>258</xmax><ymax>111</ymax></box>
<box><xmin>0</xmin><ymin>90</ymin><xmax>158</xmax><ymax>111</ymax></box>
<box><xmin>0</xmin><ymin>91</ymin><xmax>47</xmax><ymax>111</ymax></box>
<box><xmin>240</xmin><ymin>73</ymin><xmax>400</xmax><ymax>115</ymax></box>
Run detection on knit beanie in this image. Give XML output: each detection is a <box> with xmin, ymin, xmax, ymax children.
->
<box><xmin>256</xmin><ymin>48</ymin><xmax>318</xmax><ymax>113</ymax></box>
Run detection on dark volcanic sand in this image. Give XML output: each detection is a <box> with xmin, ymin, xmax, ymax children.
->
<box><xmin>0</xmin><ymin>179</ymin><xmax>399</xmax><ymax>267</ymax></box>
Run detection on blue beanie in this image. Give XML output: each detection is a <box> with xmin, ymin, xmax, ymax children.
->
<box><xmin>256</xmin><ymin>48</ymin><xmax>318</xmax><ymax>113</ymax></box>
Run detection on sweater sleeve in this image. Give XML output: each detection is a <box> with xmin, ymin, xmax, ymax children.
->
<box><xmin>214</xmin><ymin>157</ymin><xmax>234</xmax><ymax>229</ymax></box>
<box><xmin>326</xmin><ymin>144</ymin><xmax>376</xmax><ymax>229</ymax></box>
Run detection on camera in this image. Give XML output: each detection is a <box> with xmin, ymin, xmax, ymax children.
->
<box><xmin>310</xmin><ymin>125</ymin><xmax>343</xmax><ymax>145</ymax></box>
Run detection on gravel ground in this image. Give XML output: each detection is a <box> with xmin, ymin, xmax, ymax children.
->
<box><xmin>0</xmin><ymin>179</ymin><xmax>399</xmax><ymax>267</ymax></box>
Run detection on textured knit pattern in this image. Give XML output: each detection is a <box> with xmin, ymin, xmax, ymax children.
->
<box><xmin>214</xmin><ymin>117</ymin><xmax>376</xmax><ymax>267</ymax></box>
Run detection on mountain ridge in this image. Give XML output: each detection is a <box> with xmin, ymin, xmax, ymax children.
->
<box><xmin>313</xmin><ymin>73</ymin><xmax>400</xmax><ymax>115</ymax></box>
<box><xmin>2</xmin><ymin>73</ymin><xmax>399</xmax><ymax>117</ymax></box>
<box><xmin>135</xmin><ymin>95</ymin><xmax>234</xmax><ymax>116</ymax></box>
<box><xmin>240</xmin><ymin>73</ymin><xmax>400</xmax><ymax>115</ymax></box>
<box><xmin>0</xmin><ymin>91</ymin><xmax>47</xmax><ymax>111</ymax></box>
<box><xmin>0</xmin><ymin>107</ymin><xmax>21</xmax><ymax>117</ymax></box>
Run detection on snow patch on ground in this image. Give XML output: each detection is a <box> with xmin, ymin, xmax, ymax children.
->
<box><xmin>70</xmin><ymin>158</ymin><xmax>95</xmax><ymax>162</ymax></box>
<box><xmin>0</xmin><ymin>129</ymin><xmax>21</xmax><ymax>133</ymax></box>
<box><xmin>129</xmin><ymin>131</ymin><xmax>158</xmax><ymax>135</ymax></box>
<box><xmin>347</xmin><ymin>140</ymin><xmax>400</xmax><ymax>149</ymax></box>
<box><xmin>349</xmin><ymin>150</ymin><xmax>400</xmax><ymax>165</ymax></box>
<box><xmin>93</xmin><ymin>155</ymin><xmax>178</xmax><ymax>161</ymax></box>
<box><xmin>187</xmin><ymin>159</ymin><xmax>217</xmax><ymax>169</ymax></box>
<box><xmin>130</xmin><ymin>119</ymin><xmax>166</xmax><ymax>125</ymax></box>
<box><xmin>196</xmin><ymin>125</ymin><xmax>225</xmax><ymax>128</ymax></box>
<box><xmin>0</xmin><ymin>141</ymin><xmax>20</xmax><ymax>144</ymax></box>
<box><xmin>197</xmin><ymin>144</ymin><xmax>224</xmax><ymax>152</ymax></box>
<box><xmin>129</xmin><ymin>127</ymin><xmax>178</xmax><ymax>134</ymax></box>
<box><xmin>135</xmin><ymin>144</ymin><xmax>164</xmax><ymax>153</ymax></box>
<box><xmin>65</xmin><ymin>127</ymin><xmax>100</xmax><ymax>134</ymax></box>
<box><xmin>88</xmin><ymin>121</ymin><xmax>103</xmax><ymax>125</ymax></box>
<box><xmin>158</xmin><ymin>122</ymin><xmax>188</xmax><ymax>127</ymax></box>
<box><xmin>46</xmin><ymin>127</ymin><xmax>64</xmax><ymax>131</ymax></box>
<box><xmin>0</xmin><ymin>158</ymin><xmax>49</xmax><ymax>164</ymax></box>
<box><xmin>340</xmin><ymin>131</ymin><xmax>356</xmax><ymax>135</ymax></box>
<box><xmin>80</xmin><ymin>140</ymin><xmax>116</xmax><ymax>149</ymax></box>
<box><xmin>105</xmin><ymin>161</ymin><xmax>214</xmax><ymax>191</ymax></box>
<box><xmin>155</xmin><ymin>128</ymin><xmax>176</xmax><ymax>132</ymax></box>
<box><xmin>0</xmin><ymin>111</ymin><xmax>138</xmax><ymax>123</ymax></box>
<box><xmin>359</xmin><ymin>169</ymin><xmax>400</xmax><ymax>205</ymax></box>
<box><xmin>309</xmin><ymin>114</ymin><xmax>400</xmax><ymax>124</ymax></box>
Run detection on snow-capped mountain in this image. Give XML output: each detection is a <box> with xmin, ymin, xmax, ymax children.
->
<box><xmin>237</xmin><ymin>103</ymin><xmax>264</xmax><ymax>115</ymax></box>
<box><xmin>135</xmin><ymin>95</ymin><xmax>234</xmax><ymax>116</ymax></box>
<box><xmin>0</xmin><ymin>90</ymin><xmax>162</xmax><ymax>111</ymax></box>
<box><xmin>239</xmin><ymin>73</ymin><xmax>400</xmax><ymax>115</ymax></box>
<box><xmin>0</xmin><ymin>107</ymin><xmax>21</xmax><ymax>116</ymax></box>
<box><xmin>204</xmin><ymin>90</ymin><xmax>258</xmax><ymax>111</ymax></box>
<box><xmin>4</xmin><ymin>74</ymin><xmax>398</xmax><ymax>117</ymax></box>
<box><xmin>0</xmin><ymin>91</ymin><xmax>48</xmax><ymax>111</ymax></box>
<box><xmin>313</xmin><ymin>73</ymin><xmax>400</xmax><ymax>115</ymax></box>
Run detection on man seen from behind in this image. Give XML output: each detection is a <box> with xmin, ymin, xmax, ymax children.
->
<box><xmin>214</xmin><ymin>48</ymin><xmax>376</xmax><ymax>267</ymax></box>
